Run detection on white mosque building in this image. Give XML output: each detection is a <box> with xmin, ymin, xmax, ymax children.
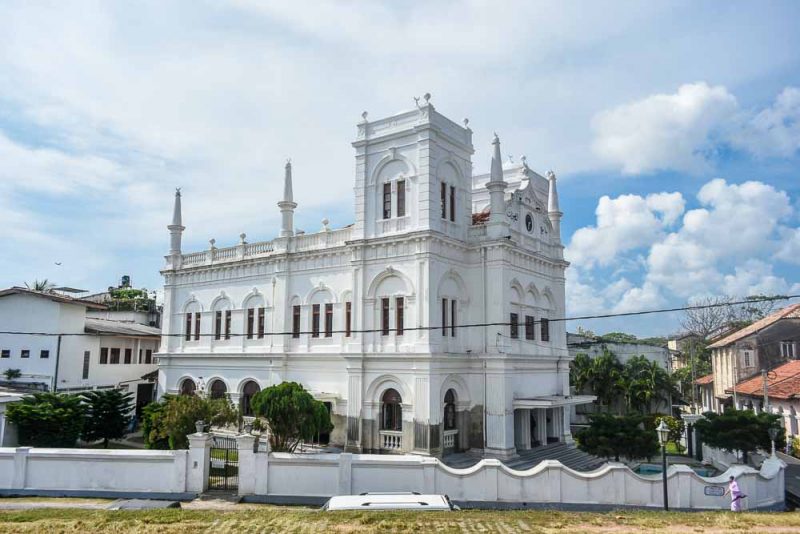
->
<box><xmin>157</xmin><ymin>97</ymin><xmax>592</xmax><ymax>458</ymax></box>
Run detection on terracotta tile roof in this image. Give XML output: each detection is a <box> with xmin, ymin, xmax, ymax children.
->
<box><xmin>695</xmin><ymin>373</ymin><xmax>714</xmax><ymax>385</ymax></box>
<box><xmin>726</xmin><ymin>359</ymin><xmax>800</xmax><ymax>399</ymax></box>
<box><xmin>471</xmin><ymin>211</ymin><xmax>490</xmax><ymax>225</ymax></box>
<box><xmin>708</xmin><ymin>303</ymin><xmax>800</xmax><ymax>349</ymax></box>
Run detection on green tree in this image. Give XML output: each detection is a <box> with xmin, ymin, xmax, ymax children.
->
<box><xmin>589</xmin><ymin>349</ymin><xmax>626</xmax><ymax>412</ymax></box>
<box><xmin>158</xmin><ymin>394</ymin><xmax>238</xmax><ymax>449</ymax></box>
<box><xmin>6</xmin><ymin>392</ymin><xmax>86</xmax><ymax>447</ymax></box>
<box><xmin>24</xmin><ymin>279</ymin><xmax>55</xmax><ymax>293</ymax></box>
<box><xmin>569</xmin><ymin>353</ymin><xmax>594</xmax><ymax>394</ymax></box>
<box><xmin>575</xmin><ymin>413</ymin><xmax>659</xmax><ymax>461</ymax></box>
<box><xmin>695</xmin><ymin>409</ymin><xmax>785</xmax><ymax>463</ymax></box>
<box><xmin>654</xmin><ymin>415</ymin><xmax>686</xmax><ymax>453</ymax></box>
<box><xmin>141</xmin><ymin>401</ymin><xmax>170</xmax><ymax>450</ymax></box>
<box><xmin>80</xmin><ymin>389</ymin><xmax>134</xmax><ymax>448</ymax></box>
<box><xmin>3</xmin><ymin>368</ymin><xmax>22</xmax><ymax>381</ymax></box>
<box><xmin>623</xmin><ymin>356</ymin><xmax>677</xmax><ymax>414</ymax></box>
<box><xmin>251</xmin><ymin>381</ymin><xmax>333</xmax><ymax>452</ymax></box>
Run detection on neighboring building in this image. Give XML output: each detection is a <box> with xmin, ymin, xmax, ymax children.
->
<box><xmin>694</xmin><ymin>373</ymin><xmax>715</xmax><ymax>413</ymax></box>
<box><xmin>707</xmin><ymin>303</ymin><xmax>800</xmax><ymax>413</ymax></box>
<box><xmin>567</xmin><ymin>333</ymin><xmax>674</xmax><ymax>419</ymax></box>
<box><xmin>158</xmin><ymin>97</ymin><xmax>593</xmax><ymax>458</ymax></box>
<box><xmin>84</xmin><ymin>275</ymin><xmax>161</xmax><ymax>328</ymax></box>
<box><xmin>0</xmin><ymin>389</ymin><xmax>24</xmax><ymax>446</ymax></box>
<box><xmin>725</xmin><ymin>360</ymin><xmax>800</xmax><ymax>439</ymax></box>
<box><xmin>567</xmin><ymin>333</ymin><xmax>674</xmax><ymax>371</ymax></box>
<box><xmin>0</xmin><ymin>287</ymin><xmax>160</xmax><ymax>409</ymax></box>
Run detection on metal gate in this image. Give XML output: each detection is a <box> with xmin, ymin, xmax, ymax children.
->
<box><xmin>209</xmin><ymin>436</ymin><xmax>238</xmax><ymax>491</ymax></box>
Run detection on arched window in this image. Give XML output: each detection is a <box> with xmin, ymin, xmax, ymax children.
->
<box><xmin>381</xmin><ymin>388</ymin><xmax>402</xmax><ymax>431</ymax></box>
<box><xmin>180</xmin><ymin>378</ymin><xmax>196</xmax><ymax>396</ymax></box>
<box><xmin>209</xmin><ymin>380</ymin><xmax>227</xmax><ymax>400</ymax></box>
<box><xmin>241</xmin><ymin>380</ymin><xmax>261</xmax><ymax>417</ymax></box>
<box><xmin>443</xmin><ymin>389</ymin><xmax>456</xmax><ymax>430</ymax></box>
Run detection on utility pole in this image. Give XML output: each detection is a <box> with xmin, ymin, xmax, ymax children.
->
<box><xmin>763</xmin><ymin>368</ymin><xmax>769</xmax><ymax>413</ymax></box>
<box><xmin>732</xmin><ymin>350</ymin><xmax>738</xmax><ymax>409</ymax></box>
<box><xmin>690</xmin><ymin>342</ymin><xmax>697</xmax><ymax>413</ymax></box>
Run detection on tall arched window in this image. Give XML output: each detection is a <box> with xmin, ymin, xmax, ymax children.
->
<box><xmin>180</xmin><ymin>378</ymin><xmax>196</xmax><ymax>396</ymax></box>
<box><xmin>209</xmin><ymin>380</ymin><xmax>227</xmax><ymax>400</ymax></box>
<box><xmin>443</xmin><ymin>389</ymin><xmax>456</xmax><ymax>430</ymax></box>
<box><xmin>381</xmin><ymin>388</ymin><xmax>402</xmax><ymax>431</ymax></box>
<box><xmin>241</xmin><ymin>380</ymin><xmax>261</xmax><ymax>417</ymax></box>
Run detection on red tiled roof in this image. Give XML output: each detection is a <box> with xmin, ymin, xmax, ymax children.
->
<box><xmin>471</xmin><ymin>211</ymin><xmax>490</xmax><ymax>225</ymax></box>
<box><xmin>726</xmin><ymin>359</ymin><xmax>800</xmax><ymax>399</ymax></box>
<box><xmin>708</xmin><ymin>303</ymin><xmax>800</xmax><ymax>349</ymax></box>
<box><xmin>695</xmin><ymin>373</ymin><xmax>714</xmax><ymax>385</ymax></box>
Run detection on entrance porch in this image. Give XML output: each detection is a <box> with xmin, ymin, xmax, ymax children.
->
<box><xmin>512</xmin><ymin>395</ymin><xmax>595</xmax><ymax>453</ymax></box>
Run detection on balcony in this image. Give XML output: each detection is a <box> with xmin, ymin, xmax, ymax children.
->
<box><xmin>443</xmin><ymin>429</ymin><xmax>458</xmax><ymax>449</ymax></box>
<box><xmin>379</xmin><ymin>430</ymin><xmax>402</xmax><ymax>452</ymax></box>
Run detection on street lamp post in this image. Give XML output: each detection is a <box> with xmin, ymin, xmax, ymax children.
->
<box><xmin>656</xmin><ymin>420</ymin><xmax>670</xmax><ymax>511</ymax></box>
<box><xmin>768</xmin><ymin>426</ymin><xmax>779</xmax><ymax>457</ymax></box>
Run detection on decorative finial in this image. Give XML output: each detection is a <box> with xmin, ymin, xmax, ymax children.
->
<box><xmin>492</xmin><ymin>132</ymin><xmax>500</xmax><ymax>143</ymax></box>
<box><xmin>361</xmin><ymin>111</ymin><xmax>368</xmax><ymax>121</ymax></box>
<box><xmin>423</xmin><ymin>92</ymin><xmax>431</xmax><ymax>103</ymax></box>
<box><xmin>547</xmin><ymin>170</ymin><xmax>556</xmax><ymax>180</ymax></box>
<box><xmin>507</xmin><ymin>155</ymin><xmax>515</xmax><ymax>165</ymax></box>
<box><xmin>463</xmin><ymin>118</ymin><xmax>469</xmax><ymax>128</ymax></box>
<box><xmin>321</xmin><ymin>218</ymin><xmax>330</xmax><ymax>231</ymax></box>
<box><xmin>239</xmin><ymin>233</ymin><xmax>247</xmax><ymax>244</ymax></box>
<box><xmin>521</xmin><ymin>155</ymin><xmax>527</xmax><ymax>166</ymax></box>
<box><xmin>413</xmin><ymin>96</ymin><xmax>421</xmax><ymax>109</ymax></box>
<box><xmin>175</xmin><ymin>187</ymin><xmax>181</xmax><ymax>194</ymax></box>
<box><xmin>209</xmin><ymin>238</ymin><xmax>216</xmax><ymax>248</ymax></box>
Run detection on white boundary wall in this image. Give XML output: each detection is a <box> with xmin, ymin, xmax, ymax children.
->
<box><xmin>0</xmin><ymin>434</ymin><xmax>786</xmax><ymax>510</ymax></box>
<box><xmin>0</xmin><ymin>438</ymin><xmax>209</xmax><ymax>497</ymax></box>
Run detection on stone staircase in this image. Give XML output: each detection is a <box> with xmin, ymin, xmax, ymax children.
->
<box><xmin>443</xmin><ymin>442</ymin><xmax>606</xmax><ymax>472</ymax></box>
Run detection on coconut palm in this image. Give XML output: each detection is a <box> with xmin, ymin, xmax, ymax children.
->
<box><xmin>25</xmin><ymin>279</ymin><xmax>55</xmax><ymax>293</ymax></box>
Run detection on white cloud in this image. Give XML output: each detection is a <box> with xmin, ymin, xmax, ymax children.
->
<box><xmin>732</xmin><ymin>87</ymin><xmax>800</xmax><ymax>158</ymax></box>
<box><xmin>591</xmin><ymin>82</ymin><xmax>738</xmax><ymax>174</ymax></box>
<box><xmin>569</xmin><ymin>178</ymin><xmax>799</xmax><ymax>315</ymax></box>
<box><xmin>591</xmin><ymin>83</ymin><xmax>800</xmax><ymax>174</ymax></box>
<box><xmin>566</xmin><ymin>192</ymin><xmax>685</xmax><ymax>268</ymax></box>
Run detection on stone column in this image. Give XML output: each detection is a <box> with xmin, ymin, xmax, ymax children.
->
<box><xmin>187</xmin><ymin>432</ymin><xmax>212</xmax><ymax>494</ymax></box>
<box><xmin>484</xmin><ymin>373</ymin><xmax>515</xmax><ymax>458</ymax></box>
<box><xmin>344</xmin><ymin>371</ymin><xmax>363</xmax><ymax>453</ymax></box>
<box><xmin>236</xmin><ymin>434</ymin><xmax>256</xmax><ymax>496</ymax></box>
<box><xmin>536</xmin><ymin>408</ymin><xmax>547</xmax><ymax>447</ymax></box>
<box><xmin>518</xmin><ymin>409</ymin><xmax>531</xmax><ymax>451</ymax></box>
<box><xmin>561</xmin><ymin>406</ymin><xmax>573</xmax><ymax>444</ymax></box>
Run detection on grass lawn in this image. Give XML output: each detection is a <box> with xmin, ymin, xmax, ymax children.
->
<box><xmin>0</xmin><ymin>506</ymin><xmax>799</xmax><ymax>533</ymax></box>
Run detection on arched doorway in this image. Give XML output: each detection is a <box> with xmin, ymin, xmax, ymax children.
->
<box><xmin>443</xmin><ymin>389</ymin><xmax>458</xmax><ymax>452</ymax></box>
<box><xmin>180</xmin><ymin>378</ymin><xmax>196</xmax><ymax>396</ymax></box>
<box><xmin>380</xmin><ymin>388</ymin><xmax>402</xmax><ymax>451</ymax></box>
<box><xmin>209</xmin><ymin>379</ymin><xmax>227</xmax><ymax>400</ymax></box>
<box><xmin>240</xmin><ymin>380</ymin><xmax>261</xmax><ymax>417</ymax></box>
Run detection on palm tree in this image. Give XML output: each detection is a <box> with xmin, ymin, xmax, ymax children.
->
<box><xmin>24</xmin><ymin>279</ymin><xmax>55</xmax><ymax>293</ymax></box>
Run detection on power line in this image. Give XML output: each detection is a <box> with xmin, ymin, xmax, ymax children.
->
<box><xmin>0</xmin><ymin>293</ymin><xmax>796</xmax><ymax>338</ymax></box>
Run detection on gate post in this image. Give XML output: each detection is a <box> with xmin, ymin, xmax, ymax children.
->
<box><xmin>236</xmin><ymin>434</ymin><xmax>257</xmax><ymax>496</ymax></box>
<box><xmin>187</xmin><ymin>432</ymin><xmax>212</xmax><ymax>493</ymax></box>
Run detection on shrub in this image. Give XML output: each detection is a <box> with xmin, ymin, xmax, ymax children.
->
<box><xmin>251</xmin><ymin>381</ymin><xmax>333</xmax><ymax>452</ymax></box>
<box><xmin>695</xmin><ymin>409</ymin><xmax>785</xmax><ymax>463</ymax></box>
<box><xmin>81</xmin><ymin>389</ymin><xmax>135</xmax><ymax>448</ymax></box>
<box><xmin>575</xmin><ymin>413</ymin><xmax>659</xmax><ymax>461</ymax></box>
<box><xmin>6</xmin><ymin>392</ymin><xmax>86</xmax><ymax>447</ymax></box>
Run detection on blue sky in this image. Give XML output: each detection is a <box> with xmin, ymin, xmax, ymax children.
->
<box><xmin>0</xmin><ymin>1</ymin><xmax>798</xmax><ymax>336</ymax></box>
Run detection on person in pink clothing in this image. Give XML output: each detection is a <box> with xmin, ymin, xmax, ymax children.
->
<box><xmin>724</xmin><ymin>475</ymin><xmax>746</xmax><ymax>511</ymax></box>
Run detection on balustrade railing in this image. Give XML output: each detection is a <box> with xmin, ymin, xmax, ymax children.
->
<box><xmin>379</xmin><ymin>430</ymin><xmax>402</xmax><ymax>451</ymax></box>
<box><xmin>443</xmin><ymin>429</ymin><xmax>458</xmax><ymax>449</ymax></box>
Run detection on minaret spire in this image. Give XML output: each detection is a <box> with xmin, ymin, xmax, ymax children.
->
<box><xmin>547</xmin><ymin>170</ymin><xmax>562</xmax><ymax>245</ymax></box>
<box><xmin>486</xmin><ymin>133</ymin><xmax>508</xmax><ymax>235</ymax></box>
<box><xmin>168</xmin><ymin>188</ymin><xmax>185</xmax><ymax>257</ymax></box>
<box><xmin>278</xmin><ymin>159</ymin><xmax>297</xmax><ymax>237</ymax></box>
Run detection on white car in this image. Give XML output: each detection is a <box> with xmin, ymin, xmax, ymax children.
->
<box><xmin>321</xmin><ymin>492</ymin><xmax>459</xmax><ymax>511</ymax></box>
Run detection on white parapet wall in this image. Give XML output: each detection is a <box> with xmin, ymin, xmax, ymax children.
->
<box><xmin>0</xmin><ymin>446</ymin><xmax>200</xmax><ymax>498</ymax></box>
<box><xmin>0</xmin><ymin>435</ymin><xmax>787</xmax><ymax>510</ymax></box>
<box><xmin>249</xmin><ymin>451</ymin><xmax>784</xmax><ymax>510</ymax></box>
